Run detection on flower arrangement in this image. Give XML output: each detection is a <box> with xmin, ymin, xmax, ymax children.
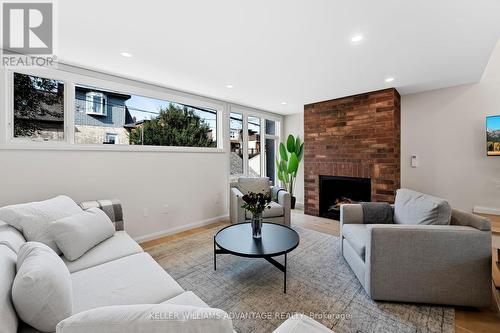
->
<box><xmin>241</xmin><ymin>191</ymin><xmax>272</xmax><ymax>217</ymax></box>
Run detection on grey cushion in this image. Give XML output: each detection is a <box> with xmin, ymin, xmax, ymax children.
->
<box><xmin>237</xmin><ymin>177</ymin><xmax>270</xmax><ymax>195</ymax></box>
<box><xmin>63</xmin><ymin>231</ymin><xmax>143</xmax><ymax>273</ymax></box>
<box><xmin>0</xmin><ymin>221</ymin><xmax>26</xmax><ymax>254</ymax></box>
<box><xmin>13</xmin><ymin>242</ymin><xmax>73</xmax><ymax>333</ymax></box>
<box><xmin>341</xmin><ymin>224</ymin><xmax>369</xmax><ymax>260</ymax></box>
<box><xmin>50</xmin><ymin>208</ymin><xmax>116</xmax><ymax>261</ymax></box>
<box><xmin>245</xmin><ymin>201</ymin><xmax>284</xmax><ymax>219</ymax></box>
<box><xmin>162</xmin><ymin>291</ymin><xmax>209</xmax><ymax>308</ymax></box>
<box><xmin>273</xmin><ymin>314</ymin><xmax>334</xmax><ymax>333</ymax></box>
<box><xmin>0</xmin><ymin>245</ymin><xmax>18</xmax><ymax>333</ymax></box>
<box><xmin>394</xmin><ymin>189</ymin><xmax>451</xmax><ymax>225</ymax></box>
<box><xmin>0</xmin><ymin>196</ymin><xmax>83</xmax><ymax>254</ymax></box>
<box><xmin>71</xmin><ymin>253</ymin><xmax>184</xmax><ymax>313</ymax></box>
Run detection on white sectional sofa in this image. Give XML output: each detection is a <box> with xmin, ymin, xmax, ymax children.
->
<box><xmin>0</xmin><ymin>198</ymin><xmax>333</xmax><ymax>333</ymax></box>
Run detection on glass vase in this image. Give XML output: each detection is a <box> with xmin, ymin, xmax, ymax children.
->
<box><xmin>251</xmin><ymin>212</ymin><xmax>263</xmax><ymax>239</ymax></box>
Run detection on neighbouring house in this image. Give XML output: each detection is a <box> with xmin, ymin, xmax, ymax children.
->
<box><xmin>74</xmin><ymin>86</ymin><xmax>135</xmax><ymax>144</ymax></box>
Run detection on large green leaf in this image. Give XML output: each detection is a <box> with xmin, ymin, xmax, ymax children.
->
<box><xmin>277</xmin><ymin>170</ymin><xmax>284</xmax><ymax>182</ymax></box>
<box><xmin>288</xmin><ymin>152</ymin><xmax>299</xmax><ymax>174</ymax></box>
<box><xmin>295</xmin><ymin>137</ymin><xmax>301</xmax><ymax>153</ymax></box>
<box><xmin>275</xmin><ymin>158</ymin><xmax>281</xmax><ymax>172</ymax></box>
<box><xmin>297</xmin><ymin>143</ymin><xmax>304</xmax><ymax>162</ymax></box>
<box><xmin>286</xmin><ymin>134</ymin><xmax>295</xmax><ymax>153</ymax></box>
<box><xmin>280</xmin><ymin>160</ymin><xmax>288</xmax><ymax>172</ymax></box>
<box><xmin>279</xmin><ymin>143</ymin><xmax>288</xmax><ymax>161</ymax></box>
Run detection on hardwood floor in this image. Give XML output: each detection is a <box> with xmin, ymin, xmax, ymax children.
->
<box><xmin>140</xmin><ymin>210</ymin><xmax>500</xmax><ymax>333</ymax></box>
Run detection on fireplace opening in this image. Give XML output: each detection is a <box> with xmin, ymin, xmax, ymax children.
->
<box><xmin>319</xmin><ymin>175</ymin><xmax>371</xmax><ymax>220</ymax></box>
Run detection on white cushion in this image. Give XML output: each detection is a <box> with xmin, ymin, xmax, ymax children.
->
<box><xmin>50</xmin><ymin>208</ymin><xmax>115</xmax><ymax>261</ymax></box>
<box><xmin>63</xmin><ymin>231</ymin><xmax>143</xmax><ymax>273</ymax></box>
<box><xmin>237</xmin><ymin>177</ymin><xmax>270</xmax><ymax>195</ymax></box>
<box><xmin>0</xmin><ymin>245</ymin><xmax>18</xmax><ymax>333</ymax></box>
<box><xmin>71</xmin><ymin>252</ymin><xmax>184</xmax><ymax>313</ymax></box>
<box><xmin>162</xmin><ymin>291</ymin><xmax>209</xmax><ymax>308</ymax></box>
<box><xmin>0</xmin><ymin>196</ymin><xmax>83</xmax><ymax>254</ymax></box>
<box><xmin>394</xmin><ymin>189</ymin><xmax>452</xmax><ymax>225</ymax></box>
<box><xmin>273</xmin><ymin>314</ymin><xmax>334</xmax><ymax>333</ymax></box>
<box><xmin>56</xmin><ymin>304</ymin><xmax>233</xmax><ymax>333</ymax></box>
<box><xmin>0</xmin><ymin>221</ymin><xmax>26</xmax><ymax>254</ymax></box>
<box><xmin>12</xmin><ymin>242</ymin><xmax>73</xmax><ymax>333</ymax></box>
<box><xmin>245</xmin><ymin>201</ymin><xmax>284</xmax><ymax>219</ymax></box>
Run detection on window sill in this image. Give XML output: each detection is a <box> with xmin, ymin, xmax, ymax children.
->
<box><xmin>0</xmin><ymin>143</ymin><xmax>226</xmax><ymax>153</ymax></box>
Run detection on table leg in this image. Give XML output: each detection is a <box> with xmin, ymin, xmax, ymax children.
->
<box><xmin>214</xmin><ymin>237</ymin><xmax>216</xmax><ymax>271</ymax></box>
<box><xmin>284</xmin><ymin>253</ymin><xmax>287</xmax><ymax>294</ymax></box>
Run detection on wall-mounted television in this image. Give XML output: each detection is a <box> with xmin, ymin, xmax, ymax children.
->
<box><xmin>487</xmin><ymin>115</ymin><xmax>500</xmax><ymax>156</ymax></box>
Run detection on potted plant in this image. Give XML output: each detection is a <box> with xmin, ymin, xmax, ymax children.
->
<box><xmin>276</xmin><ymin>134</ymin><xmax>304</xmax><ymax>209</ymax></box>
<box><xmin>241</xmin><ymin>191</ymin><xmax>272</xmax><ymax>239</ymax></box>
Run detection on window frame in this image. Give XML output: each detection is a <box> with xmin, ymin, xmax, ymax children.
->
<box><xmin>2</xmin><ymin>66</ymin><xmax>226</xmax><ymax>153</ymax></box>
<box><xmin>228</xmin><ymin>104</ymin><xmax>282</xmax><ymax>182</ymax></box>
<box><xmin>85</xmin><ymin>91</ymin><xmax>107</xmax><ymax>116</ymax></box>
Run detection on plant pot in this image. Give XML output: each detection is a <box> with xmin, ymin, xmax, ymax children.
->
<box><xmin>251</xmin><ymin>213</ymin><xmax>263</xmax><ymax>239</ymax></box>
<box><xmin>291</xmin><ymin>196</ymin><xmax>296</xmax><ymax>209</ymax></box>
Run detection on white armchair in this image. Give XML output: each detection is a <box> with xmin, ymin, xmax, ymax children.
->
<box><xmin>230</xmin><ymin>177</ymin><xmax>291</xmax><ymax>227</ymax></box>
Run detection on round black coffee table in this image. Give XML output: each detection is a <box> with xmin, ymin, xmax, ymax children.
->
<box><xmin>214</xmin><ymin>222</ymin><xmax>299</xmax><ymax>293</ymax></box>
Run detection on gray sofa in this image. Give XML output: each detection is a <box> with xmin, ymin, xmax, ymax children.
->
<box><xmin>230</xmin><ymin>177</ymin><xmax>291</xmax><ymax>226</ymax></box>
<box><xmin>340</xmin><ymin>189</ymin><xmax>492</xmax><ymax>307</ymax></box>
<box><xmin>1</xmin><ymin>198</ymin><xmax>331</xmax><ymax>333</ymax></box>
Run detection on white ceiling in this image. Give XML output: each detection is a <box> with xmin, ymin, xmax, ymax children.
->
<box><xmin>58</xmin><ymin>0</ymin><xmax>500</xmax><ymax>115</ymax></box>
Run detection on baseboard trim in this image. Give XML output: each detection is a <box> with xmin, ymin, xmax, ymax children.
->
<box><xmin>133</xmin><ymin>214</ymin><xmax>229</xmax><ymax>243</ymax></box>
<box><xmin>294</xmin><ymin>201</ymin><xmax>304</xmax><ymax>210</ymax></box>
<box><xmin>473</xmin><ymin>206</ymin><xmax>500</xmax><ymax>216</ymax></box>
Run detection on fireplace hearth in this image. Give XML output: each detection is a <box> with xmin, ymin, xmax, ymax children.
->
<box><xmin>319</xmin><ymin>175</ymin><xmax>371</xmax><ymax>220</ymax></box>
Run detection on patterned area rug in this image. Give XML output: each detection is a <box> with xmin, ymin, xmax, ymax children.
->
<box><xmin>146</xmin><ymin>224</ymin><xmax>454</xmax><ymax>333</ymax></box>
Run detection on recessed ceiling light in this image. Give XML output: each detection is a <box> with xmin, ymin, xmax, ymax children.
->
<box><xmin>226</xmin><ymin>84</ymin><xmax>234</xmax><ymax>89</ymax></box>
<box><xmin>120</xmin><ymin>52</ymin><xmax>132</xmax><ymax>58</ymax></box>
<box><xmin>351</xmin><ymin>34</ymin><xmax>364</xmax><ymax>43</ymax></box>
<box><xmin>281</xmin><ymin>102</ymin><xmax>287</xmax><ymax>105</ymax></box>
<box><xmin>385</xmin><ymin>77</ymin><xmax>395</xmax><ymax>83</ymax></box>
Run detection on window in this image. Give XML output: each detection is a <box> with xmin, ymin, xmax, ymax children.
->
<box><xmin>13</xmin><ymin>73</ymin><xmax>65</xmax><ymax>141</ymax></box>
<box><xmin>74</xmin><ymin>85</ymin><xmax>217</xmax><ymax>147</ymax></box>
<box><xmin>85</xmin><ymin>92</ymin><xmax>107</xmax><ymax>116</ymax></box>
<box><xmin>230</xmin><ymin>113</ymin><xmax>243</xmax><ymax>180</ymax></box>
<box><xmin>105</xmin><ymin>133</ymin><xmax>117</xmax><ymax>144</ymax></box>
<box><xmin>265</xmin><ymin>119</ymin><xmax>276</xmax><ymax>135</ymax></box>
<box><xmin>248</xmin><ymin>116</ymin><xmax>261</xmax><ymax>177</ymax></box>
<box><xmin>229</xmin><ymin>108</ymin><xmax>281</xmax><ymax>183</ymax></box>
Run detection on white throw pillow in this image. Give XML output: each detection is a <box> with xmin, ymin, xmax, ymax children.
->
<box><xmin>50</xmin><ymin>207</ymin><xmax>115</xmax><ymax>261</ymax></box>
<box><xmin>12</xmin><ymin>242</ymin><xmax>73</xmax><ymax>332</ymax></box>
<box><xmin>0</xmin><ymin>196</ymin><xmax>83</xmax><ymax>254</ymax></box>
<box><xmin>56</xmin><ymin>303</ymin><xmax>233</xmax><ymax>333</ymax></box>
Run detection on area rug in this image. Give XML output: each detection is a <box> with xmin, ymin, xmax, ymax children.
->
<box><xmin>146</xmin><ymin>224</ymin><xmax>454</xmax><ymax>333</ymax></box>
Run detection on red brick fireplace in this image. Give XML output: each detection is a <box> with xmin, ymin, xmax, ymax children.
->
<box><xmin>304</xmin><ymin>88</ymin><xmax>401</xmax><ymax>217</ymax></box>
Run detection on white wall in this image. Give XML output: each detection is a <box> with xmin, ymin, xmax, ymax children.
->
<box><xmin>283</xmin><ymin>112</ymin><xmax>304</xmax><ymax>207</ymax></box>
<box><xmin>0</xmin><ymin>149</ymin><xmax>228</xmax><ymax>241</ymax></box>
<box><xmin>401</xmin><ymin>40</ymin><xmax>500</xmax><ymax>212</ymax></box>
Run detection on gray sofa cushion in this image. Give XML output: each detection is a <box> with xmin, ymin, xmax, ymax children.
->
<box><xmin>13</xmin><ymin>242</ymin><xmax>73</xmax><ymax>333</ymax></box>
<box><xmin>162</xmin><ymin>291</ymin><xmax>209</xmax><ymax>308</ymax></box>
<box><xmin>0</xmin><ymin>245</ymin><xmax>18</xmax><ymax>333</ymax></box>
<box><xmin>0</xmin><ymin>196</ymin><xmax>83</xmax><ymax>254</ymax></box>
<box><xmin>341</xmin><ymin>224</ymin><xmax>370</xmax><ymax>260</ymax></box>
<box><xmin>71</xmin><ymin>252</ymin><xmax>184</xmax><ymax>313</ymax></box>
<box><xmin>237</xmin><ymin>177</ymin><xmax>270</xmax><ymax>195</ymax></box>
<box><xmin>245</xmin><ymin>201</ymin><xmax>284</xmax><ymax>219</ymax></box>
<box><xmin>0</xmin><ymin>221</ymin><xmax>26</xmax><ymax>254</ymax></box>
<box><xmin>394</xmin><ymin>189</ymin><xmax>451</xmax><ymax>225</ymax></box>
<box><xmin>51</xmin><ymin>208</ymin><xmax>116</xmax><ymax>261</ymax></box>
<box><xmin>63</xmin><ymin>231</ymin><xmax>143</xmax><ymax>273</ymax></box>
